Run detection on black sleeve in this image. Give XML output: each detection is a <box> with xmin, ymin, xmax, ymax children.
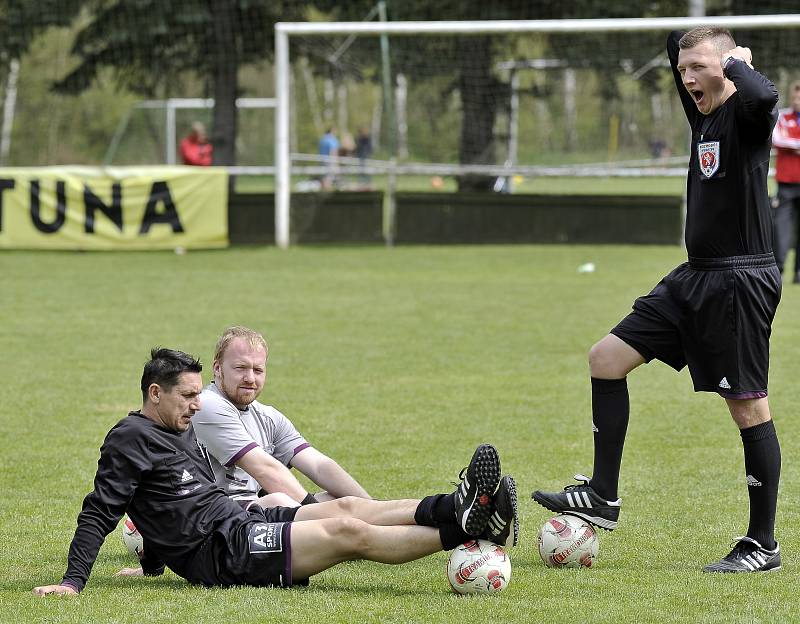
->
<box><xmin>139</xmin><ymin>537</ymin><xmax>166</xmax><ymax>576</ymax></box>
<box><xmin>724</xmin><ymin>58</ymin><xmax>779</xmax><ymax>139</ymax></box>
<box><xmin>667</xmin><ymin>31</ymin><xmax>698</xmax><ymax>127</ymax></box>
<box><xmin>60</xmin><ymin>426</ymin><xmax>149</xmax><ymax>592</ymax></box>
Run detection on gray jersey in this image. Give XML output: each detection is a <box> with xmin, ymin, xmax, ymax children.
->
<box><xmin>192</xmin><ymin>382</ymin><xmax>309</xmax><ymax>498</ymax></box>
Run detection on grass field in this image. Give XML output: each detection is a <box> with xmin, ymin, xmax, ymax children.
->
<box><xmin>3</xmin><ymin>244</ymin><xmax>800</xmax><ymax>623</ymax></box>
<box><xmin>234</xmin><ymin>174</ymin><xmax>689</xmax><ymax>195</ymax></box>
<box><xmin>235</xmin><ymin>173</ymin><xmax>779</xmax><ymax>197</ymax></box>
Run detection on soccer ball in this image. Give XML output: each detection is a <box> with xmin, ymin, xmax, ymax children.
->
<box><xmin>120</xmin><ymin>516</ymin><xmax>144</xmax><ymax>558</ymax></box>
<box><xmin>446</xmin><ymin>539</ymin><xmax>512</xmax><ymax>594</ymax></box>
<box><xmin>538</xmin><ymin>514</ymin><xmax>599</xmax><ymax>568</ymax></box>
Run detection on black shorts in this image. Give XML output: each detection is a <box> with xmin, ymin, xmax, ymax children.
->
<box><xmin>610</xmin><ymin>254</ymin><xmax>781</xmax><ymax>397</ymax></box>
<box><xmin>189</xmin><ymin>505</ymin><xmax>303</xmax><ymax>588</ymax></box>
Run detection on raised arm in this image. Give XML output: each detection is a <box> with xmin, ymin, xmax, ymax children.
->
<box><xmin>722</xmin><ymin>49</ymin><xmax>778</xmax><ymax>137</ymax></box>
<box><xmin>667</xmin><ymin>30</ymin><xmax>698</xmax><ymax>126</ymax></box>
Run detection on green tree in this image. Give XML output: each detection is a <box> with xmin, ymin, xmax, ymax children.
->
<box><xmin>0</xmin><ymin>0</ymin><xmax>82</xmax><ymax>60</ymax></box>
<box><xmin>52</xmin><ymin>0</ymin><xmax>306</xmax><ymax>165</ymax></box>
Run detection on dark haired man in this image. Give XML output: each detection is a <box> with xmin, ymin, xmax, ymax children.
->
<box><xmin>533</xmin><ymin>27</ymin><xmax>782</xmax><ymax>573</ymax></box>
<box><xmin>33</xmin><ymin>348</ymin><xmax>515</xmax><ymax>595</ymax></box>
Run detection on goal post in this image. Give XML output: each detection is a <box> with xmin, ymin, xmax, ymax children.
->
<box><xmin>275</xmin><ymin>14</ymin><xmax>800</xmax><ymax>249</ymax></box>
<box><xmin>105</xmin><ymin>97</ymin><xmax>276</xmax><ymax>166</ymax></box>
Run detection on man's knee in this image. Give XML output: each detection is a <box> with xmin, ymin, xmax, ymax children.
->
<box><xmin>589</xmin><ymin>334</ymin><xmax>642</xmax><ymax>379</ymax></box>
<box><xmin>330</xmin><ymin>496</ymin><xmax>360</xmax><ymax>516</ymax></box>
<box><xmin>589</xmin><ymin>339</ymin><xmax>620</xmax><ymax>378</ymax></box>
<box><xmin>726</xmin><ymin>397</ymin><xmax>771</xmax><ymax>429</ymax></box>
<box><xmin>329</xmin><ymin>517</ymin><xmax>372</xmax><ymax>554</ymax></box>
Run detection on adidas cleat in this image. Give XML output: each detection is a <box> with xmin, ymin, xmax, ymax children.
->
<box><xmin>703</xmin><ymin>537</ymin><xmax>781</xmax><ymax>573</ymax></box>
<box><xmin>454</xmin><ymin>444</ymin><xmax>501</xmax><ymax>536</ymax></box>
<box><xmin>531</xmin><ymin>474</ymin><xmax>621</xmax><ymax>531</ymax></box>
<box><xmin>483</xmin><ymin>475</ymin><xmax>519</xmax><ymax>547</ymax></box>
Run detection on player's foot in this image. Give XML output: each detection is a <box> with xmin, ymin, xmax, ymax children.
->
<box><xmin>703</xmin><ymin>537</ymin><xmax>781</xmax><ymax>573</ymax></box>
<box><xmin>482</xmin><ymin>475</ymin><xmax>519</xmax><ymax>547</ymax></box>
<box><xmin>454</xmin><ymin>444</ymin><xmax>501</xmax><ymax>536</ymax></box>
<box><xmin>531</xmin><ymin>474</ymin><xmax>621</xmax><ymax>531</ymax></box>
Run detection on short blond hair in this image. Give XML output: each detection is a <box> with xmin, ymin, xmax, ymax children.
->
<box><xmin>213</xmin><ymin>326</ymin><xmax>268</xmax><ymax>364</ymax></box>
<box><xmin>679</xmin><ymin>27</ymin><xmax>736</xmax><ymax>54</ymax></box>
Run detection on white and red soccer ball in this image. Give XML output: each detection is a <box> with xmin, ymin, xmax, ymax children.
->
<box><xmin>120</xmin><ymin>515</ymin><xmax>144</xmax><ymax>558</ymax></box>
<box><xmin>538</xmin><ymin>514</ymin><xmax>599</xmax><ymax>568</ymax></box>
<box><xmin>446</xmin><ymin>539</ymin><xmax>512</xmax><ymax>594</ymax></box>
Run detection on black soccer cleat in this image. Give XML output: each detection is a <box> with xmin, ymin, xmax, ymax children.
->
<box><xmin>454</xmin><ymin>444</ymin><xmax>501</xmax><ymax>536</ymax></box>
<box><xmin>483</xmin><ymin>475</ymin><xmax>519</xmax><ymax>547</ymax></box>
<box><xmin>531</xmin><ymin>474</ymin><xmax>621</xmax><ymax>531</ymax></box>
<box><xmin>703</xmin><ymin>537</ymin><xmax>781</xmax><ymax>573</ymax></box>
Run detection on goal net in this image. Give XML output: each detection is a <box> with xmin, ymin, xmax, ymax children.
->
<box><xmin>283</xmin><ymin>13</ymin><xmax>800</xmax><ymax>191</ymax></box>
<box><xmin>273</xmin><ymin>11</ymin><xmax>800</xmax><ymax>245</ymax></box>
<box><xmin>3</xmin><ymin>2</ymin><xmax>800</xmax><ymax>246</ymax></box>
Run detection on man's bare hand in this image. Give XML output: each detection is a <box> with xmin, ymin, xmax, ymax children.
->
<box><xmin>114</xmin><ymin>566</ymin><xmax>144</xmax><ymax>577</ymax></box>
<box><xmin>722</xmin><ymin>46</ymin><xmax>753</xmax><ymax>69</ymax></box>
<box><xmin>32</xmin><ymin>584</ymin><xmax>78</xmax><ymax>596</ymax></box>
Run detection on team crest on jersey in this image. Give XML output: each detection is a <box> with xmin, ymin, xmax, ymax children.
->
<box><xmin>698</xmin><ymin>141</ymin><xmax>720</xmax><ymax>177</ymax></box>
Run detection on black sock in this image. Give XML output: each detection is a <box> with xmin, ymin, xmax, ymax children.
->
<box><xmin>438</xmin><ymin>523</ymin><xmax>471</xmax><ymax>551</ymax></box>
<box><xmin>587</xmin><ymin>377</ymin><xmax>629</xmax><ymax>500</ymax></box>
<box><xmin>415</xmin><ymin>494</ymin><xmax>455</xmax><ymax>527</ymax></box>
<box><xmin>741</xmin><ymin>420</ymin><xmax>781</xmax><ymax>550</ymax></box>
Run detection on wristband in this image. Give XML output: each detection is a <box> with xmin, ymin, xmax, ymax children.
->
<box><xmin>722</xmin><ymin>56</ymin><xmax>739</xmax><ymax>73</ymax></box>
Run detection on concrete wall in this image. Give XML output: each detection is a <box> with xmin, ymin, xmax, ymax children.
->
<box><xmin>228</xmin><ymin>191</ymin><xmax>384</xmax><ymax>245</ymax></box>
<box><xmin>228</xmin><ymin>192</ymin><xmax>682</xmax><ymax>246</ymax></box>
<box><xmin>394</xmin><ymin>193</ymin><xmax>682</xmax><ymax>245</ymax></box>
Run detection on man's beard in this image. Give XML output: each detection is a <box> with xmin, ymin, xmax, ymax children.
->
<box><xmin>219</xmin><ymin>371</ymin><xmax>260</xmax><ymax>408</ymax></box>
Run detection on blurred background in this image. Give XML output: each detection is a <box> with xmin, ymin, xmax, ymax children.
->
<box><xmin>1</xmin><ymin>0</ymin><xmax>798</xmax><ymax>194</ymax></box>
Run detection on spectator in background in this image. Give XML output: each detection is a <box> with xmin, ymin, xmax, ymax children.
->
<box><xmin>340</xmin><ymin>131</ymin><xmax>356</xmax><ymax>158</ymax></box>
<box><xmin>771</xmin><ymin>82</ymin><xmax>800</xmax><ymax>283</ymax></box>
<box><xmin>180</xmin><ymin>121</ymin><xmax>213</xmax><ymax>166</ymax></box>
<box><xmin>356</xmin><ymin>126</ymin><xmax>373</xmax><ymax>185</ymax></box>
<box><xmin>318</xmin><ymin>127</ymin><xmax>339</xmax><ymax>190</ymax></box>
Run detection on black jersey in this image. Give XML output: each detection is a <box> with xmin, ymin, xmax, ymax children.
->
<box><xmin>667</xmin><ymin>31</ymin><xmax>778</xmax><ymax>258</ymax></box>
<box><xmin>61</xmin><ymin>411</ymin><xmax>249</xmax><ymax>592</ymax></box>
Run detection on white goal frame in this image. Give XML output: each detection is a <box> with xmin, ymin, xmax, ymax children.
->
<box><xmin>104</xmin><ymin>97</ymin><xmax>276</xmax><ymax>166</ymax></box>
<box><xmin>275</xmin><ymin>14</ymin><xmax>800</xmax><ymax>248</ymax></box>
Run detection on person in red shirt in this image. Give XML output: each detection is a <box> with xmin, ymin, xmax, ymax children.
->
<box><xmin>771</xmin><ymin>82</ymin><xmax>800</xmax><ymax>282</ymax></box>
<box><xmin>179</xmin><ymin>121</ymin><xmax>213</xmax><ymax>166</ymax></box>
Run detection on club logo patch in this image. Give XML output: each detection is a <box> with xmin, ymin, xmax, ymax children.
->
<box><xmin>698</xmin><ymin>141</ymin><xmax>720</xmax><ymax>178</ymax></box>
<box><xmin>248</xmin><ymin>522</ymin><xmax>284</xmax><ymax>554</ymax></box>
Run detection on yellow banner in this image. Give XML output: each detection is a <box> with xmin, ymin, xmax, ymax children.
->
<box><xmin>0</xmin><ymin>166</ymin><xmax>228</xmax><ymax>250</ymax></box>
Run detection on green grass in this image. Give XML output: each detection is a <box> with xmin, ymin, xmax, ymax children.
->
<box><xmin>234</xmin><ymin>174</ymin><xmax>688</xmax><ymax>195</ymax></box>
<box><xmin>3</xmin><ymin>245</ymin><xmax>800</xmax><ymax>623</ymax></box>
